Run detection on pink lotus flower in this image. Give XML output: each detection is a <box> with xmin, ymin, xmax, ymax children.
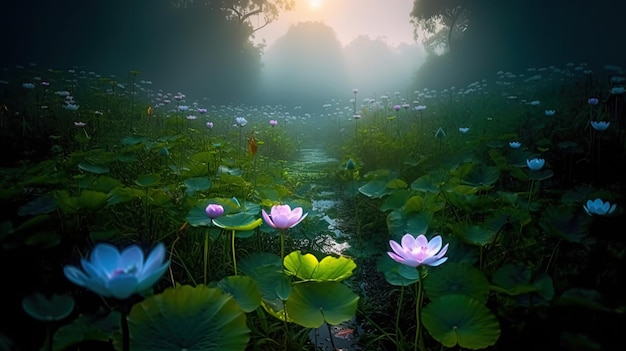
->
<box><xmin>262</xmin><ymin>204</ymin><xmax>308</xmax><ymax>230</ymax></box>
<box><xmin>205</xmin><ymin>204</ymin><xmax>224</xmax><ymax>219</ymax></box>
<box><xmin>388</xmin><ymin>234</ymin><xmax>449</xmax><ymax>267</ymax></box>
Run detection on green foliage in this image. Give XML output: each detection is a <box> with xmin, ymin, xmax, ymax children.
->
<box><xmin>122</xmin><ymin>285</ymin><xmax>250</xmax><ymax>351</ymax></box>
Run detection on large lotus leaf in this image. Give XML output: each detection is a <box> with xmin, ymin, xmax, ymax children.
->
<box><xmin>560</xmin><ymin>332</ymin><xmax>602</xmax><ymax>351</ymax></box>
<box><xmin>124</xmin><ymin>285</ymin><xmax>249</xmax><ymax>351</ymax></box>
<box><xmin>444</xmin><ymin>192</ymin><xmax>479</xmax><ymax>213</ymax></box>
<box><xmin>283</xmin><ymin>250</ymin><xmax>356</xmax><ymax>282</ymax></box>
<box><xmin>107</xmin><ymin>187</ymin><xmax>141</xmax><ymax>206</ymax></box>
<box><xmin>54</xmin><ymin>190</ymin><xmax>108</xmax><ymax>214</ymax></box>
<box><xmin>18</xmin><ymin>193</ymin><xmax>58</xmax><ymax>216</ymax></box>
<box><xmin>285</xmin><ymin>282</ymin><xmax>359</xmax><ymax>328</ymax></box>
<box><xmin>490</xmin><ymin>264</ymin><xmax>537</xmax><ymax>295</ymax></box>
<box><xmin>515</xmin><ymin>273</ymin><xmax>555</xmax><ymax>305</ymax></box>
<box><xmin>539</xmin><ymin>205</ymin><xmax>589</xmax><ymax>243</ymax></box>
<box><xmin>403</xmin><ymin>195</ymin><xmax>424</xmax><ymax>213</ymax></box>
<box><xmin>358</xmin><ymin>180</ymin><xmax>392</xmax><ymax>198</ymax></box>
<box><xmin>186</xmin><ymin>205</ymin><xmax>214</xmax><ymax>227</ymax></box>
<box><xmin>238</xmin><ymin>253</ymin><xmax>289</xmax><ymax>318</ymax></box>
<box><xmin>529</xmin><ymin>168</ymin><xmax>554</xmax><ymax>181</ymax></box>
<box><xmin>411</xmin><ymin>174</ymin><xmax>442</xmax><ymax>193</ymax></box>
<box><xmin>190</xmin><ymin>151</ymin><xmax>213</xmax><ymax>163</ymax></box>
<box><xmin>218</xmin><ymin>276</ymin><xmax>261</xmax><ymax>313</ymax></box>
<box><xmin>53</xmin><ymin>311</ymin><xmax>121</xmax><ymax>350</ymax></box>
<box><xmin>238</xmin><ymin>252</ymin><xmax>282</xmax><ymax>276</ymax></box>
<box><xmin>424</xmin><ymin>263</ymin><xmax>490</xmax><ymax>304</ymax></box>
<box><xmin>78</xmin><ymin>190</ymin><xmax>109</xmax><ymax>211</ymax></box>
<box><xmin>386</xmin><ymin>210</ymin><xmax>430</xmax><ymax>237</ymax></box>
<box><xmin>135</xmin><ymin>174</ymin><xmax>161</xmax><ymax>188</ymax></box>
<box><xmin>22</xmin><ymin>292</ymin><xmax>74</xmax><ymax>321</ymax></box>
<box><xmin>449</xmin><ymin>223</ymin><xmax>496</xmax><ymax>247</ymax></box>
<box><xmin>78</xmin><ymin>163</ymin><xmax>110</xmax><ymax>175</ymax></box>
<box><xmin>406</xmin><ymin>212</ymin><xmax>431</xmax><ymax>235</ymax></box>
<box><xmin>422</xmin><ymin>294</ymin><xmax>500</xmax><ymax>349</ymax></box>
<box><xmin>462</xmin><ymin>165</ymin><xmax>500</xmax><ymax>188</ymax></box>
<box><xmin>506</xmin><ymin>149</ymin><xmax>534</xmax><ymax>168</ymax></box>
<box><xmin>87</xmin><ymin>175</ymin><xmax>124</xmax><ymax>193</ymax></box>
<box><xmin>555</xmin><ymin>288</ymin><xmax>615</xmax><ymax>313</ymax></box>
<box><xmin>377</xmin><ymin>255</ymin><xmax>420</xmax><ymax>286</ymax></box>
<box><xmin>380</xmin><ymin>189</ymin><xmax>411</xmax><ymax>212</ymax></box>
<box><xmin>213</xmin><ymin>213</ymin><xmax>262</xmax><ymax>231</ymax></box>
<box><xmin>387</xmin><ymin>178</ymin><xmax>408</xmax><ymax>189</ymax></box>
<box><xmin>183</xmin><ymin>177</ymin><xmax>212</xmax><ymax>195</ymax></box>
<box><xmin>122</xmin><ymin>136</ymin><xmax>146</xmax><ymax>145</ymax></box>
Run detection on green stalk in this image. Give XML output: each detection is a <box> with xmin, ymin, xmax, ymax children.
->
<box><xmin>414</xmin><ymin>267</ymin><xmax>425</xmax><ymax>351</ymax></box>
<box><xmin>231</xmin><ymin>229</ymin><xmax>238</xmax><ymax>275</ymax></box>
<box><xmin>203</xmin><ymin>226</ymin><xmax>210</xmax><ymax>284</ymax></box>
<box><xmin>395</xmin><ymin>285</ymin><xmax>405</xmax><ymax>345</ymax></box>
<box><xmin>280</xmin><ymin>229</ymin><xmax>286</xmax><ymax>262</ymax></box>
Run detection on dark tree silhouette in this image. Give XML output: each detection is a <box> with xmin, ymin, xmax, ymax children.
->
<box><xmin>411</xmin><ymin>0</ymin><xmax>626</xmax><ymax>90</ymax></box>
<box><xmin>259</xmin><ymin>21</ymin><xmax>350</xmax><ymax>108</ymax></box>
<box><xmin>410</xmin><ymin>0</ymin><xmax>471</xmax><ymax>54</ymax></box>
<box><xmin>173</xmin><ymin>0</ymin><xmax>294</xmax><ymax>36</ymax></box>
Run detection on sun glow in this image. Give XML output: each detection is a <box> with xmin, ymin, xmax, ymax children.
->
<box><xmin>309</xmin><ymin>0</ymin><xmax>322</xmax><ymax>9</ymax></box>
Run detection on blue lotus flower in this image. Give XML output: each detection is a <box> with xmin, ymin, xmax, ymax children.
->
<box><xmin>590</xmin><ymin>121</ymin><xmax>610</xmax><ymax>131</ymax></box>
<box><xmin>526</xmin><ymin>158</ymin><xmax>545</xmax><ymax>171</ymax></box>
<box><xmin>509</xmin><ymin>141</ymin><xmax>521</xmax><ymax>149</ymax></box>
<box><xmin>64</xmin><ymin>243</ymin><xmax>170</xmax><ymax>299</ymax></box>
<box><xmin>583</xmin><ymin>198</ymin><xmax>617</xmax><ymax>216</ymax></box>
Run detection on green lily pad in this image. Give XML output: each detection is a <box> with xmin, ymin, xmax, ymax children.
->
<box><xmin>358</xmin><ymin>180</ymin><xmax>391</xmax><ymax>198</ymax></box>
<box><xmin>135</xmin><ymin>174</ymin><xmax>161</xmax><ymax>188</ymax></box>
<box><xmin>183</xmin><ymin>177</ymin><xmax>212</xmax><ymax>195</ymax></box>
<box><xmin>529</xmin><ymin>168</ymin><xmax>553</xmax><ymax>181</ymax></box>
<box><xmin>411</xmin><ymin>174</ymin><xmax>443</xmax><ymax>193</ymax></box>
<box><xmin>462</xmin><ymin>165</ymin><xmax>500</xmax><ymax>188</ymax></box>
<box><xmin>386</xmin><ymin>210</ymin><xmax>431</xmax><ymax>237</ymax></box>
<box><xmin>53</xmin><ymin>311</ymin><xmax>121</xmax><ymax>350</ymax></box>
<box><xmin>22</xmin><ymin>292</ymin><xmax>74</xmax><ymax>321</ymax></box>
<box><xmin>539</xmin><ymin>205</ymin><xmax>589</xmax><ymax>243</ymax></box>
<box><xmin>124</xmin><ymin>285</ymin><xmax>249</xmax><ymax>351</ymax></box>
<box><xmin>121</xmin><ymin>136</ymin><xmax>146</xmax><ymax>145</ymax></box>
<box><xmin>285</xmin><ymin>282</ymin><xmax>359</xmax><ymax>328</ymax></box>
<box><xmin>218</xmin><ymin>276</ymin><xmax>262</xmax><ymax>313</ymax></box>
<box><xmin>78</xmin><ymin>163</ymin><xmax>110</xmax><ymax>175</ymax></box>
<box><xmin>213</xmin><ymin>213</ymin><xmax>262</xmax><ymax>231</ymax></box>
<box><xmin>424</xmin><ymin>263</ymin><xmax>490</xmax><ymax>304</ymax></box>
<box><xmin>283</xmin><ymin>250</ymin><xmax>356</xmax><ymax>282</ymax></box>
<box><xmin>491</xmin><ymin>264</ymin><xmax>538</xmax><ymax>295</ymax></box>
<box><xmin>377</xmin><ymin>255</ymin><xmax>421</xmax><ymax>286</ymax></box>
<box><xmin>17</xmin><ymin>193</ymin><xmax>57</xmax><ymax>216</ymax></box>
<box><xmin>449</xmin><ymin>223</ymin><xmax>496</xmax><ymax>247</ymax></box>
<box><xmin>54</xmin><ymin>190</ymin><xmax>109</xmax><ymax>214</ymax></box>
<box><xmin>555</xmin><ymin>288</ymin><xmax>615</xmax><ymax>313</ymax></box>
<box><xmin>422</xmin><ymin>294</ymin><xmax>500</xmax><ymax>349</ymax></box>
<box><xmin>380</xmin><ymin>189</ymin><xmax>411</xmax><ymax>212</ymax></box>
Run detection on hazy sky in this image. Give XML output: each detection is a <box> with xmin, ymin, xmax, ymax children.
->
<box><xmin>253</xmin><ymin>0</ymin><xmax>416</xmax><ymax>48</ymax></box>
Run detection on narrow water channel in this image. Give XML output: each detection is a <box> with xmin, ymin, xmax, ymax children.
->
<box><xmin>290</xmin><ymin>148</ymin><xmax>362</xmax><ymax>350</ymax></box>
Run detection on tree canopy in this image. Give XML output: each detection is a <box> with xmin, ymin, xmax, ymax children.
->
<box><xmin>172</xmin><ymin>0</ymin><xmax>294</xmax><ymax>36</ymax></box>
<box><xmin>410</xmin><ymin>0</ymin><xmax>471</xmax><ymax>54</ymax></box>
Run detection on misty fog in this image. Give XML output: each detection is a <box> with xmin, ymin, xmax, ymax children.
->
<box><xmin>258</xmin><ymin>21</ymin><xmax>426</xmax><ymax>108</ymax></box>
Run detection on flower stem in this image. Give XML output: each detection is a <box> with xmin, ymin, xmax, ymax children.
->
<box><xmin>231</xmin><ymin>229</ymin><xmax>238</xmax><ymax>275</ymax></box>
<box><xmin>121</xmin><ymin>308</ymin><xmax>129</xmax><ymax>351</ymax></box>
<box><xmin>414</xmin><ymin>268</ymin><xmax>425</xmax><ymax>351</ymax></box>
<box><xmin>395</xmin><ymin>285</ymin><xmax>405</xmax><ymax>345</ymax></box>
<box><xmin>280</xmin><ymin>229</ymin><xmax>286</xmax><ymax>262</ymax></box>
<box><xmin>203</xmin><ymin>226</ymin><xmax>210</xmax><ymax>284</ymax></box>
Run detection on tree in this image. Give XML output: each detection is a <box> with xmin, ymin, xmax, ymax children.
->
<box><xmin>172</xmin><ymin>0</ymin><xmax>294</xmax><ymax>36</ymax></box>
<box><xmin>410</xmin><ymin>0</ymin><xmax>471</xmax><ymax>55</ymax></box>
<box><xmin>258</xmin><ymin>21</ymin><xmax>350</xmax><ymax>108</ymax></box>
